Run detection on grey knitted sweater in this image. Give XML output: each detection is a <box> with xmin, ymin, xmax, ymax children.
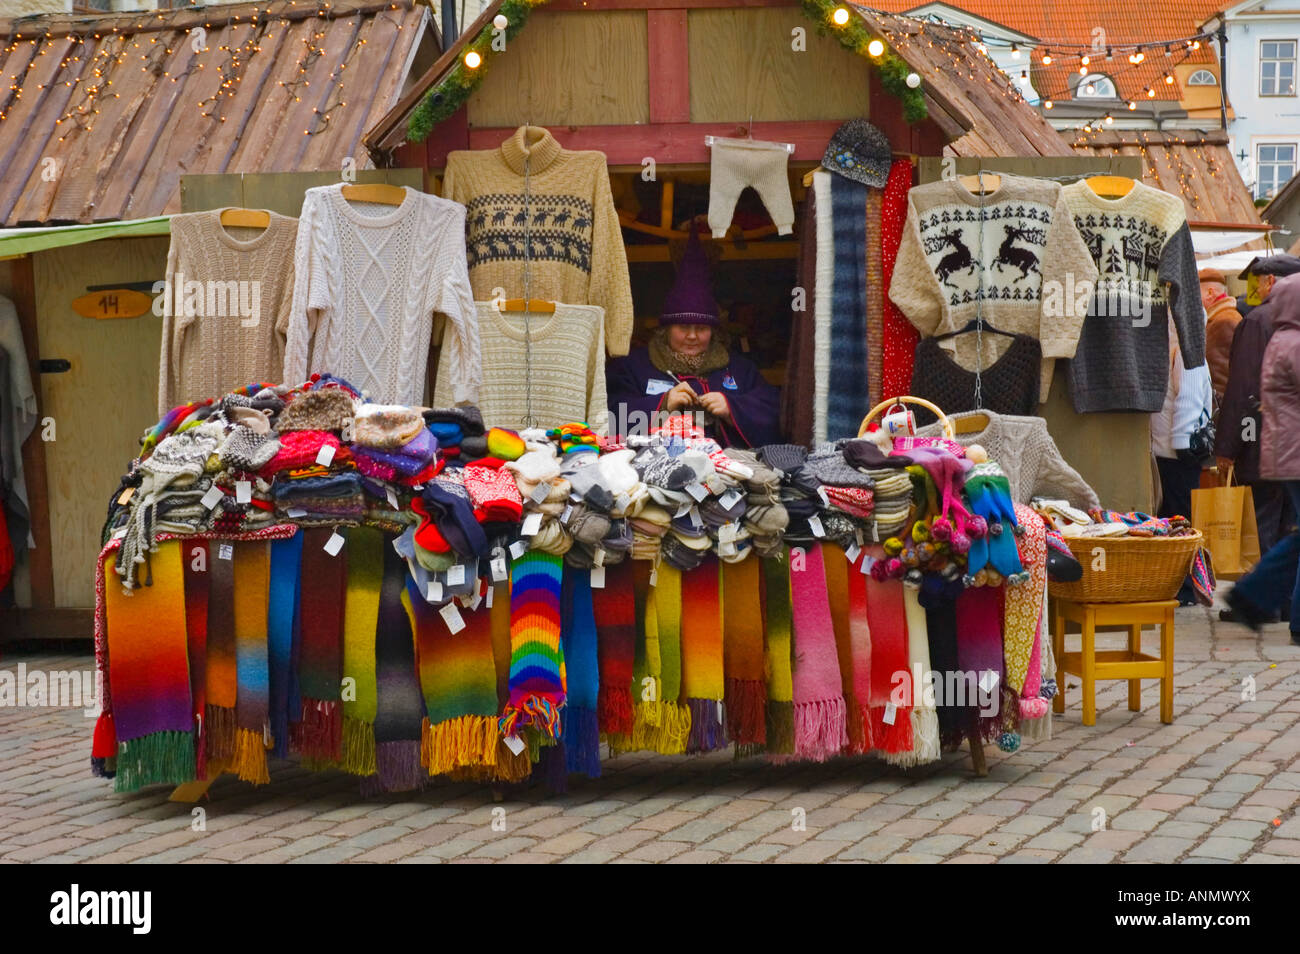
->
<box><xmin>1061</xmin><ymin>181</ymin><xmax>1205</xmax><ymax>413</ymax></box>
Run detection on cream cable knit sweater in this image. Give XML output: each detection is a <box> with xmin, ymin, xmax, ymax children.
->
<box><xmin>434</xmin><ymin>301</ymin><xmax>608</xmax><ymax>434</ymax></box>
<box><xmin>157</xmin><ymin>209</ymin><xmax>298</xmax><ymax>413</ymax></box>
<box><xmin>283</xmin><ymin>185</ymin><xmax>480</xmax><ymax>405</ymax></box>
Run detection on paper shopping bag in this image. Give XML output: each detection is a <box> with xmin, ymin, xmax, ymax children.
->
<box><xmin>1191</xmin><ymin>481</ymin><xmax>1260</xmax><ymax>579</ymax></box>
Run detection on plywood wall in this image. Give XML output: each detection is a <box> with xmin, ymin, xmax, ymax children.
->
<box><xmin>33</xmin><ymin>237</ymin><xmax>167</xmax><ymax>608</ymax></box>
<box><xmin>468</xmin><ymin>11</ymin><xmax>650</xmax><ymax>128</ymax></box>
<box><xmin>688</xmin><ymin>8</ymin><xmax>870</xmax><ymax>123</ymax></box>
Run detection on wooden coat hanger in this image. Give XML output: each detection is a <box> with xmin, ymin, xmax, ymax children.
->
<box><xmin>953</xmin><ymin>411</ymin><xmax>991</xmax><ymax>434</ymax></box>
<box><xmin>1084</xmin><ymin>174</ymin><xmax>1137</xmax><ymax>198</ymax></box>
<box><xmin>219</xmin><ymin>208</ymin><xmax>271</xmax><ymax>229</ymax></box>
<box><xmin>339</xmin><ymin>183</ymin><xmax>409</xmax><ymax>206</ymax></box>
<box><xmin>497</xmin><ymin>298</ymin><xmax>556</xmax><ymax>314</ymax></box>
<box><xmin>958</xmin><ymin>172</ymin><xmax>1001</xmax><ymax>194</ymax></box>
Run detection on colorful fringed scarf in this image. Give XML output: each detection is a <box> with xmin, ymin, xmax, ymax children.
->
<box><xmin>680</xmin><ymin>556</ymin><xmax>726</xmax><ymax>752</ymax></box>
<box><xmin>371</xmin><ymin>542</ymin><xmax>427</xmax><ymax>792</ymax></box>
<box><xmin>591</xmin><ymin>561</ymin><xmax>636</xmax><ymax>740</ymax></box>
<box><xmin>560</xmin><ymin>569</ymin><xmax>601</xmax><ymax>776</ymax></box>
<box><xmin>611</xmin><ymin>561</ymin><xmax>690</xmax><ymax>754</ymax></box>
<box><xmin>845</xmin><ymin>551</ymin><xmax>874</xmax><ymax>753</ymax></box>
<box><xmin>488</xmin><ymin>585</ymin><xmax>533</xmax><ymax>783</ymax></box>
<box><xmin>182</xmin><ymin>540</ymin><xmax>209</xmax><ymax>780</ymax></box>
<box><xmin>403</xmin><ymin>576</ymin><xmax>499</xmax><ymax>776</ymax></box>
<box><xmin>1006</xmin><ymin>505</ymin><xmax>1046</xmax><ymax>693</ymax></box>
<box><xmin>205</xmin><ymin>547</ymin><xmax>237</xmax><ymax>767</ymax></box>
<box><xmin>956</xmin><ymin>584</ymin><xmax>1006</xmax><ymax>743</ymax></box>
<box><xmin>863</xmin><ymin>547</ymin><xmax>913</xmax><ymax>753</ymax></box>
<box><xmin>721</xmin><ymin>558</ymin><xmax>766</xmax><ymax>748</ymax></box>
<box><xmin>339</xmin><ymin>527</ymin><xmax>383</xmax><ymax>775</ymax></box>
<box><xmin>105</xmin><ymin>543</ymin><xmax>195</xmax><ymax>792</ymax></box>
<box><xmin>883</xmin><ymin>585</ymin><xmax>940</xmax><ymax>767</ymax></box>
<box><xmin>783</xmin><ymin>544</ymin><xmax>848</xmax><ymax>762</ymax></box>
<box><xmin>822</xmin><ymin>544</ymin><xmax>865</xmax><ymax>752</ymax></box>
<box><xmin>291</xmin><ymin>527</ymin><xmax>347</xmax><ymax>763</ymax></box>
<box><xmin>762</xmin><ymin>553</ymin><xmax>795</xmax><ymax>754</ymax></box>
<box><xmin>500</xmin><ymin>549</ymin><xmax>566</xmax><ymax>743</ymax></box>
<box><xmin>267</xmin><ymin>534</ymin><xmax>303</xmax><ymax>760</ymax></box>
<box><xmin>231</xmin><ymin>542</ymin><xmax>272</xmax><ymax>784</ymax></box>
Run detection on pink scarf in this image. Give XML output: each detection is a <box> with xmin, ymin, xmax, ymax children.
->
<box><xmin>783</xmin><ymin>545</ymin><xmax>848</xmax><ymax>762</ymax></box>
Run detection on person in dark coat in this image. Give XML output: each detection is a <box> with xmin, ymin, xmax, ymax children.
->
<box><xmin>606</xmin><ymin>228</ymin><xmax>781</xmax><ymax>447</ymax></box>
<box><xmin>1216</xmin><ymin>253</ymin><xmax>1300</xmax><ymax>557</ymax></box>
<box><xmin>1225</xmin><ymin>272</ymin><xmax>1300</xmax><ymax>646</ymax></box>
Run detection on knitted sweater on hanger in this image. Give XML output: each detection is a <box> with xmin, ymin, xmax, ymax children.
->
<box><xmin>914</xmin><ymin>409</ymin><xmax>1100</xmax><ymax>509</ymax></box>
<box><xmin>1060</xmin><ymin>181</ymin><xmax>1206</xmax><ymax>413</ymax></box>
<box><xmin>442</xmin><ymin>125</ymin><xmax>634</xmax><ymax>356</ymax></box>
<box><xmin>889</xmin><ymin>174</ymin><xmax>1098</xmax><ymax>399</ymax></box>
<box><xmin>283</xmin><ymin>184</ymin><xmax>480</xmax><ymax>406</ymax></box>
<box><xmin>433</xmin><ymin>302</ymin><xmax>609</xmax><ymax>435</ymax></box>
<box><xmin>158</xmin><ymin>210</ymin><xmax>298</xmax><ymax>414</ymax></box>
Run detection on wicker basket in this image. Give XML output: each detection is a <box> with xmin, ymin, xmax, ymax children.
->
<box><xmin>1048</xmin><ymin>531</ymin><xmax>1202</xmax><ymax>603</ymax></box>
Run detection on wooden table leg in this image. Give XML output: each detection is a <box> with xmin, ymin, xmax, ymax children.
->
<box><xmin>1127</xmin><ymin>622</ymin><xmax>1142</xmax><ymax>712</ymax></box>
<box><xmin>1160</xmin><ymin>607</ymin><xmax>1175</xmax><ymax>724</ymax></box>
<box><xmin>1052</xmin><ymin>602</ymin><xmax>1066</xmax><ymax>715</ymax></box>
<box><xmin>968</xmin><ymin>729</ymin><xmax>988</xmax><ymax>777</ymax></box>
<box><xmin>1081</xmin><ymin>607</ymin><xmax>1096</xmax><ymax>726</ymax></box>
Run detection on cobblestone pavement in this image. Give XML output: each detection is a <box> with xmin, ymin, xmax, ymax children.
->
<box><xmin>2</xmin><ymin>599</ymin><xmax>1297</xmax><ymax>864</ymax></box>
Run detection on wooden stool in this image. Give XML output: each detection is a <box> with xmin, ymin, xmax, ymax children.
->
<box><xmin>1051</xmin><ymin>598</ymin><xmax>1176</xmax><ymax>726</ymax></box>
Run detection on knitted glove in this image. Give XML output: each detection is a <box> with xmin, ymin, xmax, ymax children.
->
<box><xmin>964</xmin><ymin>464</ymin><xmax>1024</xmax><ymax>580</ymax></box>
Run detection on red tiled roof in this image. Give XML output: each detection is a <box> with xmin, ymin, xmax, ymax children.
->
<box><xmin>872</xmin><ymin>0</ymin><xmax>1220</xmax><ymax>102</ymax></box>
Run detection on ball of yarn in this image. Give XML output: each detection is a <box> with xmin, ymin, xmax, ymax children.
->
<box><xmin>911</xmin><ymin>521</ymin><xmax>930</xmax><ymax>543</ymax></box>
<box><xmin>1040</xmin><ymin>679</ymin><xmax>1057</xmax><ymax>699</ymax></box>
<box><xmin>883</xmin><ymin>537</ymin><xmax>904</xmax><ymax>557</ymax></box>
<box><xmin>1008</xmin><ymin>570</ymin><xmax>1031</xmax><ymax>585</ymax></box>
<box><xmin>985</xmin><ymin>569</ymin><xmax>1003</xmax><ymax>587</ymax></box>
<box><xmin>996</xmin><ymin>731</ymin><xmax>1020</xmax><ymax>753</ymax></box>
<box><xmin>966</xmin><ymin>515</ymin><xmax>988</xmax><ymax>538</ymax></box>
<box><xmin>949</xmin><ymin>530</ymin><xmax>971</xmax><ymax>555</ymax></box>
<box><xmin>930</xmin><ymin>516</ymin><xmax>952</xmax><ymax>542</ymax></box>
<box><xmin>966</xmin><ymin>444</ymin><xmax>989</xmax><ymax>464</ymax></box>
<box><xmin>885</xmin><ymin>557</ymin><xmax>905</xmax><ymax>578</ymax></box>
<box><xmin>973</xmin><ymin>568</ymin><xmax>989</xmax><ymax>587</ymax></box>
<box><xmin>1019</xmin><ymin>697</ymin><xmax>1049</xmax><ymax>719</ymax></box>
<box><xmin>904</xmin><ymin>568</ymin><xmax>924</xmax><ymax>588</ymax></box>
<box><xmin>989</xmin><ymin>520</ymin><xmax>1004</xmax><ymax>538</ymax></box>
<box><xmin>870</xmin><ymin>560</ymin><xmax>890</xmax><ymax>582</ymax></box>
<box><xmin>901</xmin><ymin>547</ymin><xmax>919</xmax><ymax>568</ymax></box>
<box><xmin>915</xmin><ymin>542</ymin><xmax>936</xmax><ymax>565</ymax></box>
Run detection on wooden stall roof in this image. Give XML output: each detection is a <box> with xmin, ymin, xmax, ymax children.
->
<box><xmin>0</xmin><ymin>0</ymin><xmax>431</xmax><ymax>226</ymax></box>
<box><xmin>848</xmin><ymin>6</ymin><xmax>1072</xmax><ymax>158</ymax></box>
<box><xmin>365</xmin><ymin>0</ymin><xmax>1072</xmax><ymax>160</ymax></box>
<box><xmin>1069</xmin><ymin>129</ymin><xmax>1262</xmax><ymax>227</ymax></box>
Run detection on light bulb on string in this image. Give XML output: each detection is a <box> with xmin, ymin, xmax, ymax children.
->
<box><xmin>868</xmin><ymin>39</ymin><xmax>884</xmax><ymax>57</ymax></box>
<box><xmin>1041</xmin><ymin>50</ymin><xmax>1052</xmax><ymax>65</ymax></box>
<box><xmin>1011</xmin><ymin>42</ymin><xmax>1020</xmax><ymax>59</ymax></box>
<box><xmin>831</xmin><ymin>6</ymin><xmax>849</xmax><ymax>26</ymax></box>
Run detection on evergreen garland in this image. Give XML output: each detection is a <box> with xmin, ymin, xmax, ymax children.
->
<box><xmin>405</xmin><ymin>0</ymin><xmax>928</xmax><ymax>144</ymax></box>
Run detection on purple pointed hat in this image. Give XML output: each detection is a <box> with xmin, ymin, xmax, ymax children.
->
<box><xmin>660</xmin><ymin>224</ymin><xmax>720</xmax><ymax>327</ymax></box>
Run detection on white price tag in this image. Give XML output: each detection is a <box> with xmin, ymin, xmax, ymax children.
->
<box><xmin>509</xmin><ymin>539</ymin><xmax>529</xmax><ymax>560</ymax></box>
<box><xmin>561</xmin><ymin>505</ymin><xmax>574</xmax><ymax>524</ymax></box>
<box><xmin>112</xmin><ymin>527</ymin><xmax>128</xmax><ymax>540</ymax></box>
<box><xmin>201</xmin><ymin>485</ymin><xmax>224</xmax><ymax>510</ymax></box>
<box><xmin>871</xmin><ymin>523</ymin><xmax>880</xmax><ymax>543</ymax></box>
<box><xmin>490</xmin><ymin>553</ymin><xmax>508</xmax><ymax>582</ymax></box>
<box><xmin>689</xmin><ymin>506</ymin><xmax>702</xmax><ymax>530</ymax></box>
<box><xmin>675</xmin><ymin>500</ymin><xmax>692</xmax><ymax>518</ymax></box>
<box><xmin>447</xmin><ymin>564</ymin><xmax>466</xmax><ymax>586</ymax></box>
<box><xmin>287</xmin><ymin>507</ymin><xmax>307</xmax><ymax>518</ymax></box>
<box><xmin>720</xmin><ymin>489</ymin><xmax>743</xmax><ymax>511</ymax></box>
<box><xmin>685</xmin><ymin>481</ymin><xmax>708</xmax><ymax>502</ymax></box>
<box><xmin>218</xmin><ymin>543</ymin><xmax>233</xmax><ymax>561</ymax></box>
<box><xmin>882</xmin><ymin>702</ymin><xmax>897</xmax><ymax>726</ymax></box>
<box><xmin>855</xmin><ymin>528</ymin><xmax>865</xmax><ymax>547</ymax></box>
<box><xmin>718</xmin><ymin>541</ymin><xmax>737</xmax><ymax>557</ymax></box>
<box><xmin>315</xmin><ymin>443</ymin><xmax>336</xmax><ymax>467</ymax></box>
<box><xmin>649</xmin><ymin>567</ymin><xmax>658</xmax><ymax>587</ymax></box>
<box><xmin>590</xmin><ymin>565</ymin><xmax>606</xmax><ymax>588</ymax></box>
<box><xmin>235</xmin><ymin>481</ymin><xmax>252</xmax><ymax>504</ymax></box>
<box><xmin>521</xmin><ymin>512</ymin><xmax>543</xmax><ymax>537</ymax></box>
<box><xmin>593</xmin><ymin>548</ymin><xmax>606</xmax><ymax>567</ymax></box>
<box><xmin>503</xmin><ymin>734</ymin><xmax>526</xmax><ymax>756</ymax></box>
<box><xmin>717</xmin><ymin>523</ymin><xmax>736</xmax><ymax>543</ymax></box>
<box><xmin>845</xmin><ymin>543</ymin><xmax>862</xmax><ymax>563</ymax></box>
<box><xmin>861</xmin><ymin>554</ymin><xmax>876</xmax><ymax>576</ymax></box>
<box><xmin>530</xmin><ymin>481</ymin><xmax>552</xmax><ymax>505</ymax></box>
<box><xmin>386</xmin><ymin>487</ymin><xmax>399</xmax><ymax>510</ymax></box>
<box><xmin>614</xmin><ymin>492</ymin><xmax>631</xmax><ymax>513</ymax></box>
<box><xmin>808</xmin><ymin>514</ymin><xmax>825</xmax><ymax>538</ymax></box>
<box><xmin>426</xmin><ymin>580</ymin><xmax>444</xmax><ymax>602</ymax></box>
<box><xmin>485</xmin><ymin>584</ymin><xmax>495</xmax><ymax>608</ymax></box>
<box><xmin>817</xmin><ymin>486</ymin><xmax>830</xmax><ymax>507</ymax></box>
<box><xmin>979</xmin><ymin>670</ymin><xmax>1000</xmax><ymax>695</ymax></box>
<box><xmin>323</xmin><ymin>531</ymin><xmax>345</xmax><ymax>556</ymax></box>
<box><xmin>468</xmin><ymin>589</ymin><xmax>483</xmax><ymax>612</ymax></box>
<box><xmin>439</xmin><ymin>601</ymin><xmax>466</xmax><ymax>634</ymax></box>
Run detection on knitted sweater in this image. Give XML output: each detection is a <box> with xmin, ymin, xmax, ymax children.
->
<box><xmin>442</xmin><ymin>125</ymin><xmax>634</xmax><ymax>356</ymax></box>
<box><xmin>434</xmin><ymin>302</ymin><xmax>609</xmax><ymax>435</ymax></box>
<box><xmin>283</xmin><ymin>184</ymin><xmax>479</xmax><ymax>406</ymax></box>
<box><xmin>158</xmin><ymin>209</ymin><xmax>298</xmax><ymax>414</ymax></box>
<box><xmin>915</xmin><ymin>409</ymin><xmax>1100</xmax><ymax>509</ymax></box>
<box><xmin>889</xmin><ymin>174</ymin><xmax>1098</xmax><ymax>399</ymax></box>
<box><xmin>1061</xmin><ymin>181</ymin><xmax>1205</xmax><ymax>413</ymax></box>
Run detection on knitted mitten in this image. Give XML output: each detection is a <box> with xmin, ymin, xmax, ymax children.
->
<box><xmin>964</xmin><ymin>463</ymin><xmax>1025</xmax><ymax>581</ymax></box>
<box><xmin>634</xmin><ymin>449</ymin><xmax>696</xmax><ymax>490</ymax></box>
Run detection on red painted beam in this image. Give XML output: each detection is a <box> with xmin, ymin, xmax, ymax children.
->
<box><xmin>647</xmin><ymin>9</ymin><xmax>691</xmax><ymax>124</ymax></box>
<box><xmin>464</xmin><ymin>120</ymin><xmax>845</xmax><ymax>164</ymax></box>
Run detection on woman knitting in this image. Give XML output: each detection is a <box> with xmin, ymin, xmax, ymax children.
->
<box><xmin>606</xmin><ymin>227</ymin><xmax>781</xmax><ymax>447</ymax></box>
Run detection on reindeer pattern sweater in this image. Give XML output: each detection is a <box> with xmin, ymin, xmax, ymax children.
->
<box><xmin>442</xmin><ymin>125</ymin><xmax>634</xmax><ymax>356</ymax></box>
<box><xmin>1060</xmin><ymin>180</ymin><xmax>1205</xmax><ymax>413</ymax></box>
<box><xmin>889</xmin><ymin>174</ymin><xmax>1098</xmax><ymax>399</ymax></box>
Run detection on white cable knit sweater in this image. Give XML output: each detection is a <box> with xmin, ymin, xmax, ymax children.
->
<box><xmin>283</xmin><ymin>184</ymin><xmax>480</xmax><ymax>405</ymax></box>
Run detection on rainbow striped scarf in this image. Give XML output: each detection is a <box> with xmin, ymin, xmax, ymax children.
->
<box><xmin>231</xmin><ymin>542</ymin><xmax>272</xmax><ymax>784</ymax></box>
<box><xmin>681</xmin><ymin>556</ymin><xmax>726</xmax><ymax>752</ymax></box>
<box><xmin>340</xmin><ymin>527</ymin><xmax>384</xmax><ymax>775</ymax></box>
<box><xmin>403</xmin><ymin>576</ymin><xmax>500</xmax><ymax>776</ymax></box>
<box><xmin>762</xmin><ymin>554</ymin><xmax>795</xmax><ymax>754</ymax></box>
<box><xmin>104</xmin><ymin>542</ymin><xmax>195</xmax><ymax>792</ymax></box>
<box><xmin>291</xmin><ymin>527</ymin><xmax>348</xmax><ymax>764</ymax></box>
<box><xmin>500</xmin><ymin>550</ymin><xmax>566</xmax><ymax>743</ymax></box>
<box><xmin>611</xmin><ymin>562</ymin><xmax>690</xmax><ymax>754</ymax></box>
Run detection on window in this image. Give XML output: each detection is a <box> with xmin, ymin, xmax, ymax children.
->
<box><xmin>1260</xmin><ymin>40</ymin><xmax>1296</xmax><ymax>96</ymax></box>
<box><xmin>1188</xmin><ymin>69</ymin><xmax>1218</xmax><ymax>86</ymax></box>
<box><xmin>1075</xmin><ymin>73</ymin><xmax>1117</xmax><ymax>98</ymax></box>
<box><xmin>1257</xmin><ymin>143</ymin><xmax>1297</xmax><ymax>199</ymax></box>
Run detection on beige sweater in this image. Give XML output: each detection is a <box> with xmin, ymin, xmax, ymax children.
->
<box><xmin>442</xmin><ymin>125</ymin><xmax>634</xmax><ymax>356</ymax></box>
<box><xmin>434</xmin><ymin>301</ymin><xmax>608</xmax><ymax>435</ymax></box>
<box><xmin>157</xmin><ymin>209</ymin><xmax>298</xmax><ymax>413</ymax></box>
<box><xmin>889</xmin><ymin>174</ymin><xmax>1098</xmax><ymax>399</ymax></box>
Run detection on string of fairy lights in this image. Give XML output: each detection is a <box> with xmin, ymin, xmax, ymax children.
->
<box><xmin>0</xmin><ymin>1</ymin><xmax>409</xmax><ymax>137</ymax></box>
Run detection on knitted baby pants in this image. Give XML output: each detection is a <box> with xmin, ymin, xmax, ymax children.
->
<box><xmin>708</xmin><ymin>138</ymin><xmax>795</xmax><ymax>238</ymax></box>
